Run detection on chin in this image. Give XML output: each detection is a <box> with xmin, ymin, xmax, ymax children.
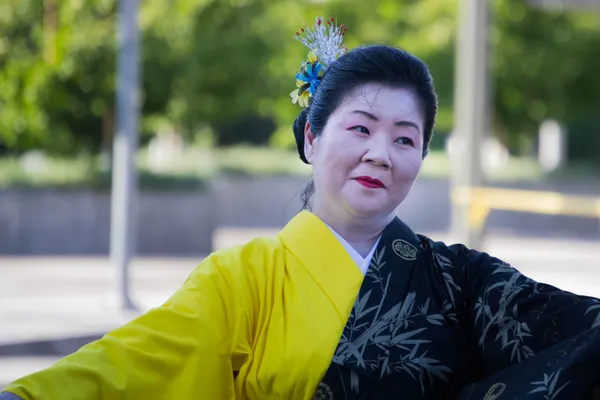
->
<box><xmin>339</xmin><ymin>187</ymin><xmax>389</xmax><ymax>217</ymax></box>
<box><xmin>345</xmin><ymin>199</ymin><xmax>391</xmax><ymax>219</ymax></box>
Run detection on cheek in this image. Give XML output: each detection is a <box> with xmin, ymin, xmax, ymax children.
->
<box><xmin>394</xmin><ymin>153</ymin><xmax>422</xmax><ymax>179</ymax></box>
<box><xmin>409</xmin><ymin>158</ymin><xmax>423</xmax><ymax>176</ymax></box>
<box><xmin>319</xmin><ymin>139</ymin><xmax>357</xmax><ymax>171</ymax></box>
<box><xmin>312</xmin><ymin>149</ymin><xmax>344</xmax><ymax>186</ymax></box>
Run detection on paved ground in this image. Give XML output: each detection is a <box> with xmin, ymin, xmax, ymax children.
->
<box><xmin>1</xmin><ymin>229</ymin><xmax>599</xmax><ymax>388</ymax></box>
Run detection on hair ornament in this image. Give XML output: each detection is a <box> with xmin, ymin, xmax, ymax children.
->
<box><xmin>290</xmin><ymin>17</ymin><xmax>347</xmax><ymax>109</ymax></box>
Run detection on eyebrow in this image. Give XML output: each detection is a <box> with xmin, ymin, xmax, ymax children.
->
<box><xmin>351</xmin><ymin>109</ymin><xmax>421</xmax><ymax>132</ymax></box>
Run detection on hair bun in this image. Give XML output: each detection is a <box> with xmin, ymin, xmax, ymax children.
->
<box><xmin>292</xmin><ymin>108</ymin><xmax>310</xmax><ymax>164</ymax></box>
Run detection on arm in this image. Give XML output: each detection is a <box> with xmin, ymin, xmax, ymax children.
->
<box><xmin>461</xmin><ymin>247</ymin><xmax>600</xmax><ymax>376</ymax></box>
<box><xmin>433</xmin><ymin>245</ymin><xmax>600</xmax><ymax>399</ymax></box>
<box><xmin>2</xmin><ymin>249</ymin><xmax>257</xmax><ymax>400</ymax></box>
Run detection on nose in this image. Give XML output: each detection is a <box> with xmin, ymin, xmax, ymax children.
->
<box><xmin>362</xmin><ymin>134</ymin><xmax>392</xmax><ymax>169</ymax></box>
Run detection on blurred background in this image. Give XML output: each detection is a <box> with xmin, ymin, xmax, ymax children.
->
<box><xmin>1</xmin><ymin>0</ymin><xmax>599</xmax><ymax>389</ymax></box>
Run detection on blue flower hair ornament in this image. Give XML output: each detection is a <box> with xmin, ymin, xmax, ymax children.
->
<box><xmin>290</xmin><ymin>52</ymin><xmax>324</xmax><ymax>108</ymax></box>
<box><xmin>290</xmin><ymin>17</ymin><xmax>347</xmax><ymax>109</ymax></box>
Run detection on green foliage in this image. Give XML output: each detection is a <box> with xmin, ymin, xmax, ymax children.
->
<box><xmin>0</xmin><ymin>0</ymin><xmax>49</xmax><ymax>150</ymax></box>
<box><xmin>565</xmin><ymin>113</ymin><xmax>600</xmax><ymax>166</ymax></box>
<box><xmin>0</xmin><ymin>0</ymin><xmax>599</xmax><ymax>167</ymax></box>
<box><xmin>492</xmin><ymin>0</ymin><xmax>600</xmax><ymax>157</ymax></box>
<box><xmin>0</xmin><ymin>0</ymin><xmax>117</xmax><ymax>153</ymax></box>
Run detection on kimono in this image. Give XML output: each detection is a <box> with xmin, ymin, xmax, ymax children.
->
<box><xmin>316</xmin><ymin>214</ymin><xmax>600</xmax><ymax>399</ymax></box>
<box><xmin>3</xmin><ymin>211</ymin><xmax>600</xmax><ymax>400</ymax></box>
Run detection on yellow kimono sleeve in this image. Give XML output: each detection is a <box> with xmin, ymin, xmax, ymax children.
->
<box><xmin>3</xmin><ymin>249</ymin><xmax>256</xmax><ymax>400</ymax></box>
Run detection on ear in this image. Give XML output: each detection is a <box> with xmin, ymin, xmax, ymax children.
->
<box><xmin>303</xmin><ymin>121</ymin><xmax>318</xmax><ymax>164</ymax></box>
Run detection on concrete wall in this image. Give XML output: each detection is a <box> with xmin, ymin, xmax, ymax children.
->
<box><xmin>211</xmin><ymin>175</ymin><xmax>308</xmax><ymax>228</ymax></box>
<box><xmin>1</xmin><ymin>177</ymin><xmax>598</xmax><ymax>255</ymax></box>
<box><xmin>0</xmin><ymin>189</ymin><xmax>215</xmax><ymax>255</ymax></box>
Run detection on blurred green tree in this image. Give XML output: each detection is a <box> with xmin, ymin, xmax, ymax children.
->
<box><xmin>0</xmin><ymin>0</ymin><xmax>52</xmax><ymax>151</ymax></box>
<box><xmin>0</xmin><ymin>0</ymin><xmax>598</xmax><ymax>167</ymax></box>
<box><xmin>492</xmin><ymin>0</ymin><xmax>600</xmax><ymax>161</ymax></box>
<box><xmin>0</xmin><ymin>0</ymin><xmax>116</xmax><ymax>154</ymax></box>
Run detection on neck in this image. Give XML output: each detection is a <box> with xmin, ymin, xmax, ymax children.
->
<box><xmin>313</xmin><ymin>204</ymin><xmax>393</xmax><ymax>258</ymax></box>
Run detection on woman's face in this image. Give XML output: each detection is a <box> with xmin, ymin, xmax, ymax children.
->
<box><xmin>304</xmin><ymin>83</ymin><xmax>424</xmax><ymax>222</ymax></box>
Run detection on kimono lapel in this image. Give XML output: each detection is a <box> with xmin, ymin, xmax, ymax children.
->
<box><xmin>316</xmin><ymin>215</ymin><xmax>424</xmax><ymax>399</ymax></box>
<box><xmin>278</xmin><ymin>210</ymin><xmax>364</xmax><ymax>323</ymax></box>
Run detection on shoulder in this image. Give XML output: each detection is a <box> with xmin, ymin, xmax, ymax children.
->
<box><xmin>163</xmin><ymin>235</ymin><xmax>286</xmax><ymax>321</ymax></box>
<box><xmin>177</xmin><ymin>235</ymin><xmax>286</xmax><ymax>303</ymax></box>
<box><xmin>206</xmin><ymin>235</ymin><xmax>284</xmax><ymax>265</ymax></box>
<box><xmin>417</xmin><ymin>234</ymin><xmax>528</xmax><ymax>292</ymax></box>
<box><xmin>417</xmin><ymin>234</ymin><xmax>469</xmax><ymax>265</ymax></box>
<box><xmin>418</xmin><ymin>234</ymin><xmax>511</xmax><ymax>269</ymax></box>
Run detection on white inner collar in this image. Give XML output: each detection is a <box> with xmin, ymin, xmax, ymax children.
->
<box><xmin>325</xmin><ymin>225</ymin><xmax>381</xmax><ymax>275</ymax></box>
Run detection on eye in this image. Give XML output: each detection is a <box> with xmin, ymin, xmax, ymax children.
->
<box><xmin>351</xmin><ymin>126</ymin><xmax>370</xmax><ymax>135</ymax></box>
<box><xmin>396</xmin><ymin>137</ymin><xmax>415</xmax><ymax>146</ymax></box>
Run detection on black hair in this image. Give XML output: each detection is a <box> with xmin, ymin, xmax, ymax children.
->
<box><xmin>292</xmin><ymin>44</ymin><xmax>438</xmax><ymax>209</ymax></box>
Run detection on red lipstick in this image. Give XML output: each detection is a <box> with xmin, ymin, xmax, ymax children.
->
<box><xmin>354</xmin><ymin>176</ymin><xmax>385</xmax><ymax>189</ymax></box>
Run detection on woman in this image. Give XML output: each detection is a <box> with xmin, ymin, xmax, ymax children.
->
<box><xmin>2</xmin><ymin>18</ymin><xmax>600</xmax><ymax>400</ymax></box>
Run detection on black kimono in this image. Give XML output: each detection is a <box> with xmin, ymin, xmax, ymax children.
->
<box><xmin>316</xmin><ymin>216</ymin><xmax>600</xmax><ymax>399</ymax></box>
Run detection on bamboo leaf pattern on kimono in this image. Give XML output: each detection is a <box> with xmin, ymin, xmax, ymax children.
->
<box><xmin>354</xmin><ymin>290</ymin><xmax>379</xmax><ymax>320</ymax></box>
<box><xmin>434</xmin><ymin>252</ymin><xmax>462</xmax><ymax>307</ymax></box>
<box><xmin>367</xmin><ymin>247</ymin><xmax>387</xmax><ymax>292</ymax></box>
<box><xmin>491</xmin><ymin>262</ymin><xmax>516</xmax><ymax>275</ymax></box>
<box><xmin>426</xmin><ymin>314</ymin><xmax>445</xmax><ymax>326</ymax></box>
<box><xmin>434</xmin><ymin>252</ymin><xmax>454</xmax><ymax>269</ymax></box>
<box><xmin>391</xmin><ymin>292</ymin><xmax>417</xmax><ymax>332</ymax></box>
<box><xmin>389</xmin><ymin>343</ymin><xmax>453</xmax><ymax>394</ymax></box>
<box><xmin>335</xmin><ymin>278</ymin><xmax>454</xmax><ymax>393</ymax></box>
<box><xmin>529</xmin><ymin>369</ymin><xmax>571</xmax><ymax>400</ymax></box>
<box><xmin>585</xmin><ymin>300</ymin><xmax>600</xmax><ymax>329</ymax></box>
<box><xmin>474</xmin><ymin>264</ymin><xmax>537</xmax><ymax>361</ymax></box>
<box><xmin>350</xmin><ymin>370</ymin><xmax>360</xmax><ymax>394</ymax></box>
<box><xmin>441</xmin><ymin>300</ymin><xmax>458</xmax><ymax>323</ymax></box>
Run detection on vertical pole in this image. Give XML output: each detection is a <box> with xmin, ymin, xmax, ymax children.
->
<box><xmin>450</xmin><ymin>0</ymin><xmax>490</xmax><ymax>248</ymax></box>
<box><xmin>110</xmin><ymin>0</ymin><xmax>139</xmax><ymax>311</ymax></box>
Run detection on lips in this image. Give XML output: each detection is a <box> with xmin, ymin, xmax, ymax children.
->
<box><xmin>354</xmin><ymin>176</ymin><xmax>385</xmax><ymax>189</ymax></box>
